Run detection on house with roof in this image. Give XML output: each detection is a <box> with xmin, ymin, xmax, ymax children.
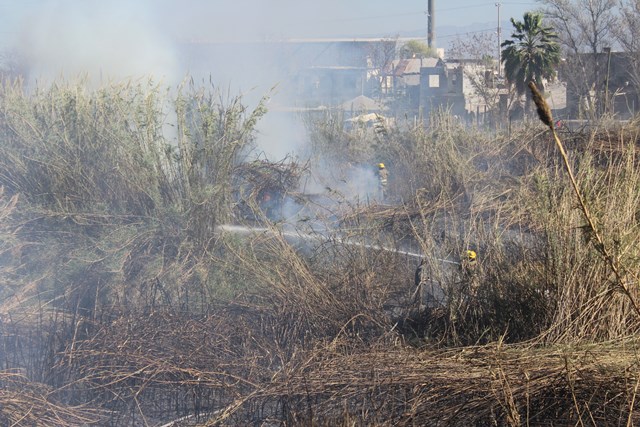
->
<box><xmin>386</xmin><ymin>58</ymin><xmax>426</xmax><ymax>108</ymax></box>
<box><xmin>280</xmin><ymin>39</ymin><xmax>382</xmax><ymax>108</ymax></box>
<box><xmin>381</xmin><ymin>56</ymin><xmax>491</xmax><ymax>121</ymax></box>
<box><xmin>419</xmin><ymin>58</ymin><xmax>467</xmax><ymax>118</ymax></box>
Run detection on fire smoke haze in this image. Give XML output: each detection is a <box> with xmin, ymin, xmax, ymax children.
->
<box><xmin>3</xmin><ymin>0</ymin><xmax>533</xmax><ymax>84</ymax></box>
<box><xmin>6</xmin><ymin>0</ymin><xmax>423</xmax><ymax>83</ymax></box>
<box><xmin>0</xmin><ymin>0</ymin><xmax>529</xmax><ymax>187</ymax></box>
<box><xmin>6</xmin><ymin>1</ymin><xmax>374</xmax><ymax>156</ymax></box>
<box><xmin>3</xmin><ymin>0</ymin><xmax>421</xmax><ymax>190</ymax></box>
<box><xmin>13</xmin><ymin>1</ymin><xmax>178</xmax><ymax>84</ymax></box>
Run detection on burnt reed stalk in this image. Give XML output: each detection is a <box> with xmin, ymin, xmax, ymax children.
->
<box><xmin>528</xmin><ymin>81</ymin><xmax>640</xmax><ymax>319</ymax></box>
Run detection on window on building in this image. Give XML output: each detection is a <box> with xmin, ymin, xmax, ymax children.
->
<box><xmin>429</xmin><ymin>74</ymin><xmax>440</xmax><ymax>87</ymax></box>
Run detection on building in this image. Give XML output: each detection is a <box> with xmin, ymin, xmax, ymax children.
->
<box><xmin>386</xmin><ymin>58</ymin><xmax>425</xmax><ymax>109</ymax></box>
<box><xmin>563</xmin><ymin>51</ymin><xmax>639</xmax><ymax>119</ymax></box>
<box><xmin>177</xmin><ymin>38</ymin><xmax>524</xmax><ymax>123</ymax></box>
<box><xmin>419</xmin><ymin>58</ymin><xmax>466</xmax><ymax>118</ymax></box>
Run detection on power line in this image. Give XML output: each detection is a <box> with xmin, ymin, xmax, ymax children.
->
<box><xmin>437</xmin><ymin>28</ymin><xmax>497</xmax><ymax>39</ymax></box>
<box><xmin>312</xmin><ymin>2</ymin><xmax>537</xmax><ymax>25</ymax></box>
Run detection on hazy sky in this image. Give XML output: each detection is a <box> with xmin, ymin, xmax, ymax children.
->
<box><xmin>1</xmin><ymin>0</ymin><xmax>537</xmax><ymax>43</ymax></box>
<box><xmin>0</xmin><ymin>0</ymin><xmax>538</xmax><ymax>159</ymax></box>
<box><xmin>0</xmin><ymin>0</ymin><xmax>538</xmax><ymax>87</ymax></box>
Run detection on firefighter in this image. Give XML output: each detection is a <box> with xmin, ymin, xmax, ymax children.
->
<box><xmin>450</xmin><ymin>249</ymin><xmax>480</xmax><ymax>322</ymax></box>
<box><xmin>461</xmin><ymin>249</ymin><xmax>479</xmax><ymax>297</ymax></box>
<box><xmin>377</xmin><ymin>163</ymin><xmax>388</xmax><ymax>201</ymax></box>
<box><xmin>465</xmin><ymin>250</ymin><xmax>477</xmax><ymax>267</ymax></box>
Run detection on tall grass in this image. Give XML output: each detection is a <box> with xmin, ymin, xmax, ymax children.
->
<box><xmin>2</xmin><ymin>76</ymin><xmax>640</xmax><ymax>424</ymax></box>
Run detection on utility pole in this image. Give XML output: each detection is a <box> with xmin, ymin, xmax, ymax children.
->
<box><xmin>427</xmin><ymin>0</ymin><xmax>435</xmax><ymax>49</ymax></box>
<box><xmin>496</xmin><ymin>2</ymin><xmax>502</xmax><ymax>78</ymax></box>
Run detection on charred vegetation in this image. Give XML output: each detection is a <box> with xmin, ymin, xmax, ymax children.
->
<box><xmin>1</xmin><ymin>79</ymin><xmax>640</xmax><ymax>425</ymax></box>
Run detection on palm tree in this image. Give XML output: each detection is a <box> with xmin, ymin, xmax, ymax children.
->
<box><xmin>501</xmin><ymin>12</ymin><xmax>560</xmax><ymax>113</ymax></box>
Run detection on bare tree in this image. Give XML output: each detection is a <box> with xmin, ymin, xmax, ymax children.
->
<box><xmin>612</xmin><ymin>1</ymin><xmax>640</xmax><ymax>114</ymax></box>
<box><xmin>365</xmin><ymin>37</ymin><xmax>399</xmax><ymax>97</ymax></box>
<box><xmin>448</xmin><ymin>32</ymin><xmax>497</xmax><ymax>65</ymax></box>
<box><xmin>540</xmin><ymin>0</ymin><xmax>618</xmax><ymax>118</ymax></box>
<box><xmin>448</xmin><ymin>32</ymin><xmax>515</xmax><ymax>126</ymax></box>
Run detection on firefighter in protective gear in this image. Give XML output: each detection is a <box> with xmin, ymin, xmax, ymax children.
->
<box><xmin>450</xmin><ymin>249</ymin><xmax>480</xmax><ymax>322</ymax></box>
<box><xmin>377</xmin><ymin>163</ymin><xmax>388</xmax><ymax>201</ymax></box>
<box><xmin>462</xmin><ymin>249</ymin><xmax>479</xmax><ymax>297</ymax></box>
<box><xmin>466</xmin><ymin>250</ymin><xmax>477</xmax><ymax>265</ymax></box>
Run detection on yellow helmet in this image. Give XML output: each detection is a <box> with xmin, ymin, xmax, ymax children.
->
<box><xmin>466</xmin><ymin>250</ymin><xmax>477</xmax><ymax>261</ymax></box>
<box><xmin>378</xmin><ymin>163</ymin><xmax>385</xmax><ymax>169</ymax></box>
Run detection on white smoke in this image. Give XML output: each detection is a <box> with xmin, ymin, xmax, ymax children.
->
<box><xmin>6</xmin><ymin>0</ymin><xmax>382</xmax><ymax>186</ymax></box>
<box><xmin>17</xmin><ymin>0</ymin><xmax>179</xmax><ymax>85</ymax></box>
<box><xmin>254</xmin><ymin>109</ymin><xmax>308</xmax><ymax>160</ymax></box>
<box><xmin>302</xmin><ymin>160</ymin><xmax>381</xmax><ymax>203</ymax></box>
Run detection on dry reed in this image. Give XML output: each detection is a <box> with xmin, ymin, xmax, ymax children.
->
<box><xmin>2</xmin><ymin>77</ymin><xmax>640</xmax><ymax>425</ymax></box>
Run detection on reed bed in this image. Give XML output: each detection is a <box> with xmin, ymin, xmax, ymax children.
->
<box><xmin>1</xmin><ymin>77</ymin><xmax>640</xmax><ymax>424</ymax></box>
<box><xmin>0</xmin><ymin>371</ymin><xmax>100</xmax><ymax>426</ymax></box>
<box><xmin>247</xmin><ymin>338</ymin><xmax>640</xmax><ymax>426</ymax></box>
<box><xmin>50</xmin><ymin>308</ymin><xmax>640</xmax><ymax>425</ymax></box>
